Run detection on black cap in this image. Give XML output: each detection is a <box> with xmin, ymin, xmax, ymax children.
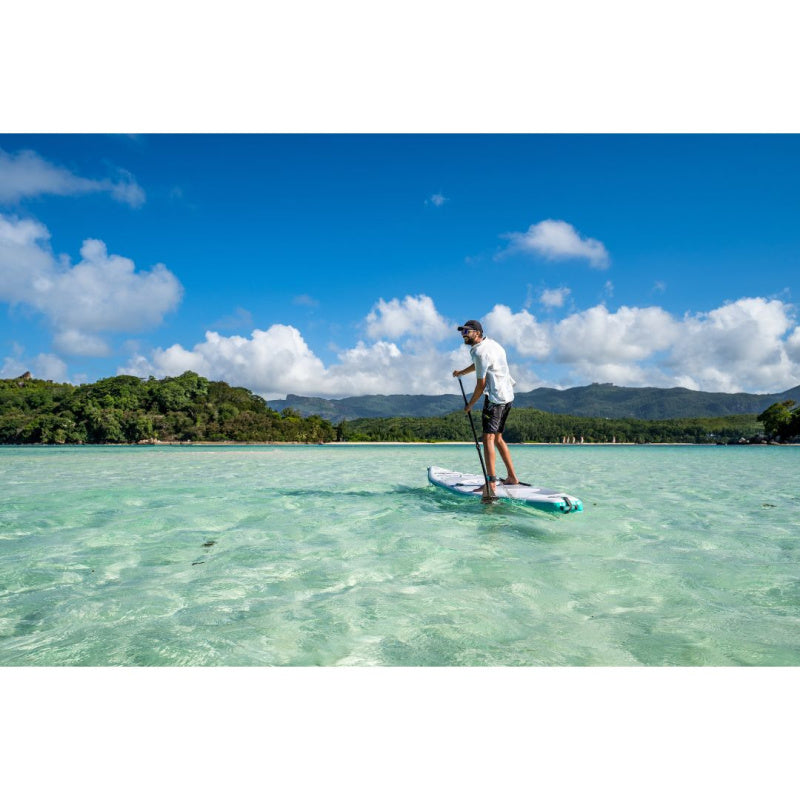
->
<box><xmin>457</xmin><ymin>319</ymin><xmax>483</xmax><ymax>335</ymax></box>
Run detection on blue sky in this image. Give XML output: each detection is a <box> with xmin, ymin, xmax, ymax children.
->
<box><xmin>2</xmin><ymin>133</ymin><xmax>799</xmax><ymax>398</ymax></box>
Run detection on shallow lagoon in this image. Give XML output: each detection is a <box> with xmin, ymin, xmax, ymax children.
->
<box><xmin>1</xmin><ymin>443</ymin><xmax>798</xmax><ymax>665</ymax></box>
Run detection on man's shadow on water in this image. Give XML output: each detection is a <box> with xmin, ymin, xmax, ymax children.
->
<box><xmin>412</xmin><ymin>486</ymin><xmax>567</xmax><ymax>542</ymax></box>
<box><xmin>252</xmin><ymin>485</ymin><xmax>567</xmax><ymax>541</ymax></box>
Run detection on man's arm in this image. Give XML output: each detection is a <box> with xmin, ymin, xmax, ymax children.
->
<box><xmin>453</xmin><ymin>364</ymin><xmax>483</xmax><ymax>411</ymax></box>
<box><xmin>452</xmin><ymin>364</ymin><xmax>476</xmax><ymax>378</ymax></box>
<box><xmin>464</xmin><ymin>376</ymin><xmax>486</xmax><ymax>412</ymax></box>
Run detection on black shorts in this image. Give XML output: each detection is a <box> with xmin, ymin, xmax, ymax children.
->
<box><xmin>481</xmin><ymin>397</ymin><xmax>512</xmax><ymax>434</ymax></box>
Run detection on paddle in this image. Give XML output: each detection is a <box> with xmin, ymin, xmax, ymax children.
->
<box><xmin>458</xmin><ymin>376</ymin><xmax>496</xmax><ymax>503</ymax></box>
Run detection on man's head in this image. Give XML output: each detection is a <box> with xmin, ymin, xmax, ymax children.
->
<box><xmin>458</xmin><ymin>319</ymin><xmax>483</xmax><ymax>346</ymax></box>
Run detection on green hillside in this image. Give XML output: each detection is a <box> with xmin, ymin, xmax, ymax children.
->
<box><xmin>269</xmin><ymin>392</ymin><xmax>461</xmax><ymax>421</ymax></box>
<box><xmin>0</xmin><ymin>372</ymin><xmax>334</xmax><ymax>444</ymax></box>
<box><xmin>268</xmin><ymin>383</ymin><xmax>800</xmax><ymax>422</ymax></box>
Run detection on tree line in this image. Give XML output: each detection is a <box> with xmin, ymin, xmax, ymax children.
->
<box><xmin>0</xmin><ymin>372</ymin><xmax>335</xmax><ymax>444</ymax></box>
<box><xmin>1</xmin><ymin>371</ymin><xmax>776</xmax><ymax>445</ymax></box>
<box><xmin>340</xmin><ymin>407</ymin><xmax>765</xmax><ymax>444</ymax></box>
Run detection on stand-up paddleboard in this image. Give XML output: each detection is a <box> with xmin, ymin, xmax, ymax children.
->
<box><xmin>427</xmin><ymin>466</ymin><xmax>583</xmax><ymax>514</ymax></box>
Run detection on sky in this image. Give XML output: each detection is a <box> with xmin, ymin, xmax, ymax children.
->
<box><xmin>2</xmin><ymin>133</ymin><xmax>800</xmax><ymax>399</ymax></box>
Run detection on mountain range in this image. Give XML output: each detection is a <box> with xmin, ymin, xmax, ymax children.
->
<box><xmin>267</xmin><ymin>382</ymin><xmax>800</xmax><ymax>422</ymax></box>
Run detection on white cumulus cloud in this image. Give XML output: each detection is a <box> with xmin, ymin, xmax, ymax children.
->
<box><xmin>786</xmin><ymin>326</ymin><xmax>800</xmax><ymax>362</ymax></box>
<box><xmin>0</xmin><ymin>213</ymin><xmax>183</xmax><ymax>355</ymax></box>
<box><xmin>484</xmin><ymin>297</ymin><xmax>800</xmax><ymax>393</ymax></box>
<box><xmin>483</xmin><ymin>305</ymin><xmax>551</xmax><ymax>359</ymax></box>
<box><xmin>0</xmin><ymin>148</ymin><xmax>145</xmax><ymax>208</ymax></box>
<box><xmin>553</xmin><ymin>305</ymin><xmax>680</xmax><ymax>364</ymax></box>
<box><xmin>366</xmin><ymin>294</ymin><xmax>451</xmax><ymax>341</ymax></box>
<box><xmin>504</xmin><ymin>219</ymin><xmax>610</xmax><ymax>269</ymax></box>
<box><xmin>119</xmin><ymin>294</ymin><xmax>800</xmax><ymax>401</ymax></box>
<box><xmin>46</xmin><ymin>238</ymin><xmax>182</xmax><ymax>333</ymax></box>
<box><xmin>121</xmin><ymin>323</ymin><xmax>470</xmax><ymax>399</ymax></box>
<box><xmin>668</xmin><ymin>298</ymin><xmax>799</xmax><ymax>393</ymax></box>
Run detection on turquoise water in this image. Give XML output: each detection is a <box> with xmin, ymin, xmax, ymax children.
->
<box><xmin>1</xmin><ymin>444</ymin><xmax>799</xmax><ymax>666</ymax></box>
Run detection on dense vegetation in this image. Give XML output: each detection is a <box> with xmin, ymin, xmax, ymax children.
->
<box><xmin>0</xmin><ymin>372</ymin><xmax>773</xmax><ymax>445</ymax></box>
<box><xmin>758</xmin><ymin>400</ymin><xmax>800</xmax><ymax>441</ymax></box>
<box><xmin>341</xmin><ymin>408</ymin><xmax>765</xmax><ymax>444</ymax></box>
<box><xmin>0</xmin><ymin>372</ymin><xmax>335</xmax><ymax>444</ymax></box>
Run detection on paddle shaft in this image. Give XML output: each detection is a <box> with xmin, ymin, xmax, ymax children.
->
<box><xmin>458</xmin><ymin>377</ymin><xmax>495</xmax><ymax>498</ymax></box>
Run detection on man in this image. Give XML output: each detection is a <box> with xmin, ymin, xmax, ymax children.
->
<box><xmin>452</xmin><ymin>319</ymin><xmax>521</xmax><ymax>497</ymax></box>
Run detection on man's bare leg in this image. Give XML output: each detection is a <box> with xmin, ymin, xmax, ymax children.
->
<box><xmin>482</xmin><ymin>434</ymin><xmax>498</xmax><ymax>499</ymax></box>
<box><xmin>495</xmin><ymin>434</ymin><xmax>520</xmax><ymax>484</ymax></box>
<box><xmin>470</xmin><ymin>433</ymin><xmax>498</xmax><ymax>499</ymax></box>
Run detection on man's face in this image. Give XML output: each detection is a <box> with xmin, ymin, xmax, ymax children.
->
<box><xmin>461</xmin><ymin>328</ymin><xmax>480</xmax><ymax>346</ymax></box>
